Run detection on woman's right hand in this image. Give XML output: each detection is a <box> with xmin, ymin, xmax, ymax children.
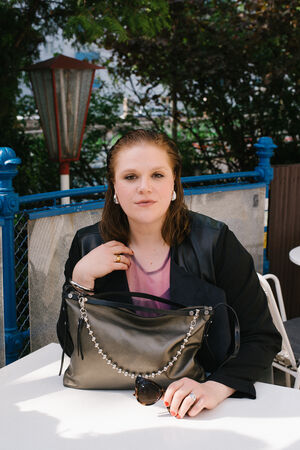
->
<box><xmin>71</xmin><ymin>240</ymin><xmax>134</xmax><ymax>290</ymax></box>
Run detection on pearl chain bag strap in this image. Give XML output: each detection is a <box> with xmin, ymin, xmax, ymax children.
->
<box><xmin>60</xmin><ymin>290</ymin><xmax>239</xmax><ymax>390</ymax></box>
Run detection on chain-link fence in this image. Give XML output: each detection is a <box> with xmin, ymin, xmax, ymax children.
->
<box><xmin>15</xmin><ymin>211</ymin><xmax>30</xmax><ymax>358</ymax></box>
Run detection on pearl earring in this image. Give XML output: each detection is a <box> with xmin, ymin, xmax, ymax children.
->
<box><xmin>113</xmin><ymin>193</ymin><xmax>119</xmax><ymax>204</ymax></box>
<box><xmin>171</xmin><ymin>190</ymin><xmax>177</xmax><ymax>201</ymax></box>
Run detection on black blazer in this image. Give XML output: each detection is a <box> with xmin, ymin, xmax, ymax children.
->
<box><xmin>57</xmin><ymin>211</ymin><xmax>281</xmax><ymax>398</ymax></box>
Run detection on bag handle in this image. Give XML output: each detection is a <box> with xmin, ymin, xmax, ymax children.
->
<box><xmin>93</xmin><ymin>290</ymin><xmax>185</xmax><ymax>308</ymax></box>
<box><xmin>204</xmin><ymin>303</ymin><xmax>240</xmax><ymax>368</ymax></box>
<box><xmin>76</xmin><ymin>293</ymin><xmax>240</xmax><ymax>359</ymax></box>
<box><xmin>68</xmin><ymin>290</ymin><xmax>202</xmax><ymax>316</ymax></box>
<box><xmin>86</xmin><ymin>293</ymin><xmax>240</xmax><ymax>361</ymax></box>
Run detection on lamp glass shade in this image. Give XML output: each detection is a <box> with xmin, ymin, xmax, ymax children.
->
<box><xmin>29</xmin><ymin>68</ymin><xmax>94</xmax><ymax>162</ymax></box>
<box><xmin>29</xmin><ymin>70</ymin><xmax>57</xmax><ymax>160</ymax></box>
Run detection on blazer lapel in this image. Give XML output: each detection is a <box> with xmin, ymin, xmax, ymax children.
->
<box><xmin>170</xmin><ymin>257</ymin><xmax>226</xmax><ymax>307</ymax></box>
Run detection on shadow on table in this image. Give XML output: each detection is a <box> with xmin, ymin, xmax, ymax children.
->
<box><xmin>0</xmin><ymin>406</ymin><xmax>288</xmax><ymax>450</ymax></box>
<box><xmin>1</xmin><ymin>376</ymin><xmax>299</xmax><ymax>449</ymax></box>
<box><xmin>2</xmin><ymin>373</ymin><xmax>300</xmax><ymax>421</ymax></box>
<box><xmin>2</xmin><ymin>369</ymin><xmax>300</xmax><ymax>421</ymax></box>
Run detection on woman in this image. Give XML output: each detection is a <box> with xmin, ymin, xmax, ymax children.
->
<box><xmin>57</xmin><ymin>129</ymin><xmax>281</xmax><ymax>419</ymax></box>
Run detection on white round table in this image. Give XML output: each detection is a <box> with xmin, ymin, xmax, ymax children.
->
<box><xmin>289</xmin><ymin>246</ymin><xmax>300</xmax><ymax>265</ymax></box>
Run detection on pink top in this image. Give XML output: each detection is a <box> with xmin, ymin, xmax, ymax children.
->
<box><xmin>126</xmin><ymin>252</ymin><xmax>171</xmax><ymax>317</ymax></box>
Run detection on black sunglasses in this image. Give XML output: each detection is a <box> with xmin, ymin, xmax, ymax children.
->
<box><xmin>134</xmin><ymin>376</ymin><xmax>165</xmax><ymax>406</ymax></box>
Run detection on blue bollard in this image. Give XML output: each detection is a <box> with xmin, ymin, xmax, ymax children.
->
<box><xmin>0</xmin><ymin>147</ymin><xmax>27</xmax><ymax>364</ymax></box>
<box><xmin>254</xmin><ymin>137</ymin><xmax>277</xmax><ymax>274</ymax></box>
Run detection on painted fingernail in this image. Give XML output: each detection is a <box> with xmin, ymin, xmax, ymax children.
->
<box><xmin>176</xmin><ymin>414</ymin><xmax>181</xmax><ymax>419</ymax></box>
<box><xmin>164</xmin><ymin>401</ymin><xmax>169</xmax><ymax>407</ymax></box>
<box><xmin>170</xmin><ymin>411</ymin><xmax>176</xmax><ymax>416</ymax></box>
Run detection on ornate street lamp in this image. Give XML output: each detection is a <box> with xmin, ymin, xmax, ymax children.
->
<box><xmin>27</xmin><ymin>54</ymin><xmax>103</xmax><ymax>203</ymax></box>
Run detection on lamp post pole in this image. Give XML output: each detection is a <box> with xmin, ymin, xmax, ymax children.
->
<box><xmin>60</xmin><ymin>161</ymin><xmax>70</xmax><ymax>204</ymax></box>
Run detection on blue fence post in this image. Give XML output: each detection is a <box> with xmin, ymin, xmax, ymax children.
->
<box><xmin>0</xmin><ymin>147</ymin><xmax>27</xmax><ymax>364</ymax></box>
<box><xmin>254</xmin><ymin>137</ymin><xmax>277</xmax><ymax>274</ymax></box>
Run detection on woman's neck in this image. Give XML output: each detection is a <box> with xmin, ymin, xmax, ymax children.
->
<box><xmin>128</xmin><ymin>222</ymin><xmax>170</xmax><ymax>272</ymax></box>
<box><xmin>128</xmin><ymin>220</ymin><xmax>165</xmax><ymax>248</ymax></box>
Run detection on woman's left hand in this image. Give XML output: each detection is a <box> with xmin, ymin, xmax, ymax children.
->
<box><xmin>163</xmin><ymin>377</ymin><xmax>235</xmax><ymax>419</ymax></box>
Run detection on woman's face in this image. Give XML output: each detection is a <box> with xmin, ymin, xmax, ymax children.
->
<box><xmin>113</xmin><ymin>142</ymin><xmax>175</xmax><ymax>229</ymax></box>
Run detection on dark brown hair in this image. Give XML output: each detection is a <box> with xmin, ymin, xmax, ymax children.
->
<box><xmin>100</xmin><ymin>129</ymin><xmax>190</xmax><ymax>245</ymax></box>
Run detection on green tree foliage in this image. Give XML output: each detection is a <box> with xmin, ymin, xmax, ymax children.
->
<box><xmin>3</xmin><ymin>0</ymin><xmax>300</xmax><ymax>195</ymax></box>
<box><xmin>0</xmin><ymin>0</ymin><xmax>68</xmax><ymax>146</ymax></box>
<box><xmin>66</xmin><ymin>0</ymin><xmax>300</xmax><ymax>170</ymax></box>
<box><xmin>63</xmin><ymin>0</ymin><xmax>170</xmax><ymax>44</ymax></box>
<box><xmin>0</xmin><ymin>0</ymin><xmax>73</xmax><ymax>194</ymax></box>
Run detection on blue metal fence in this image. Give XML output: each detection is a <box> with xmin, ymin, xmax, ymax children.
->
<box><xmin>0</xmin><ymin>137</ymin><xmax>275</xmax><ymax>364</ymax></box>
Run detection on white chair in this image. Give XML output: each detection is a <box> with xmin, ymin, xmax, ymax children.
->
<box><xmin>263</xmin><ymin>274</ymin><xmax>287</xmax><ymax>321</ymax></box>
<box><xmin>257</xmin><ymin>273</ymin><xmax>300</xmax><ymax>389</ymax></box>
